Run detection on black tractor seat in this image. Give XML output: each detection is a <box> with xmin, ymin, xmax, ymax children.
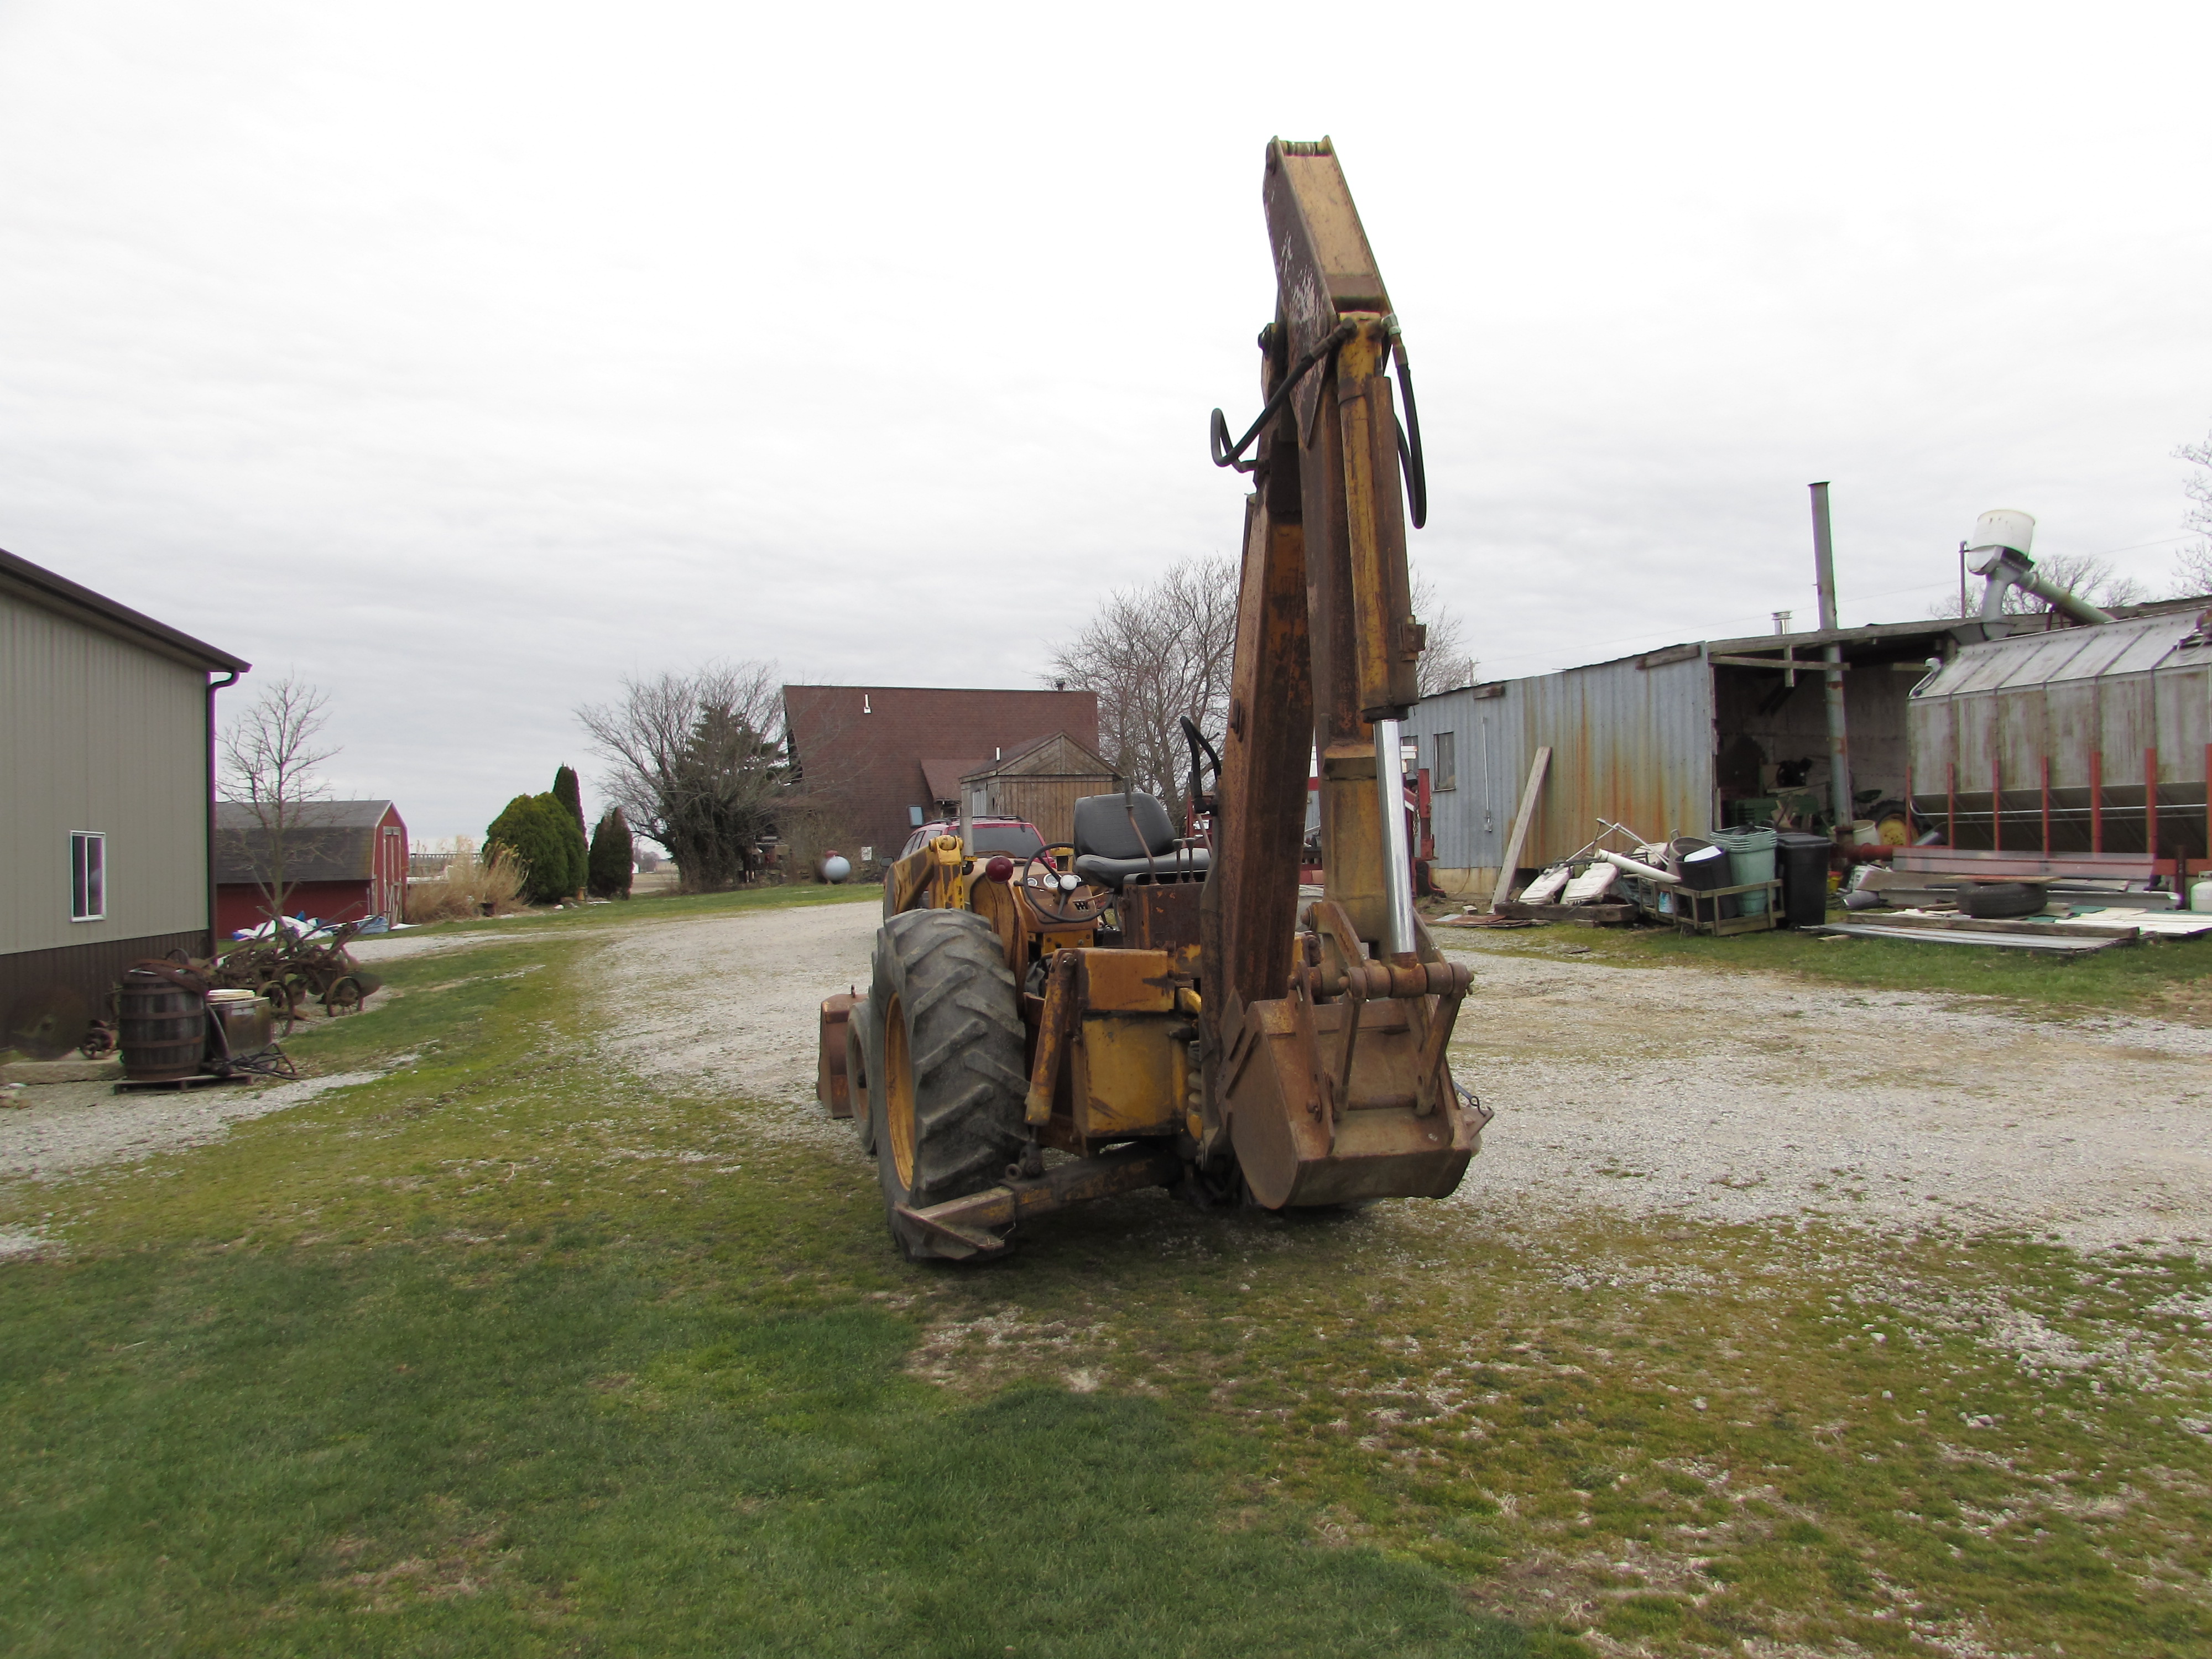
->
<box><xmin>1070</xmin><ymin>792</ymin><xmax>1211</xmax><ymax>890</ymax></box>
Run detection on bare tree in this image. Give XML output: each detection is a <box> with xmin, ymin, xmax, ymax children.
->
<box><xmin>577</xmin><ymin>662</ymin><xmax>790</xmax><ymax>892</ymax></box>
<box><xmin>1045</xmin><ymin>555</ymin><xmax>1238</xmax><ymax>820</ymax></box>
<box><xmin>1929</xmin><ymin>551</ymin><xmax>2146</xmax><ymax>618</ymax></box>
<box><xmin>1047</xmin><ymin>556</ymin><xmax>1477</xmax><ymax>816</ymax></box>
<box><xmin>1413</xmin><ymin>567</ymin><xmax>1478</xmax><ymax>695</ymax></box>
<box><xmin>218</xmin><ymin>676</ymin><xmax>340</xmax><ymax>930</ymax></box>
<box><xmin>2172</xmin><ymin>424</ymin><xmax>2212</xmax><ymax>596</ymax></box>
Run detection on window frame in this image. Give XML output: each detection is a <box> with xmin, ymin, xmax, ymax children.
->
<box><xmin>70</xmin><ymin>830</ymin><xmax>107</xmax><ymax>922</ymax></box>
<box><xmin>1432</xmin><ymin>731</ymin><xmax>1457</xmax><ymax>792</ymax></box>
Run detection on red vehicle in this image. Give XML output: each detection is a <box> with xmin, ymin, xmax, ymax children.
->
<box><xmin>896</xmin><ymin>816</ymin><xmax>1055</xmax><ymax>867</ymax></box>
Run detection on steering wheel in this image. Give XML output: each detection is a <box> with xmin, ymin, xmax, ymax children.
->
<box><xmin>1019</xmin><ymin>847</ymin><xmax>1110</xmax><ymax>926</ymax></box>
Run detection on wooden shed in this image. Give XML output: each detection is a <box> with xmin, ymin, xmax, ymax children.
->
<box><xmin>958</xmin><ymin>732</ymin><xmax>1120</xmax><ymax>850</ymax></box>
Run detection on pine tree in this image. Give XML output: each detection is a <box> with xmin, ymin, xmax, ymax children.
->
<box><xmin>589</xmin><ymin>808</ymin><xmax>634</xmax><ymax>899</ymax></box>
<box><xmin>550</xmin><ymin>765</ymin><xmax>589</xmax><ymax>896</ymax></box>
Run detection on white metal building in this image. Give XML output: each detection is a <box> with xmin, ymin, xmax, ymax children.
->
<box><xmin>1</xmin><ymin>547</ymin><xmax>248</xmax><ymax>1052</ymax></box>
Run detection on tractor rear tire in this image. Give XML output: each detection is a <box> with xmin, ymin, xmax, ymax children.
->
<box><xmin>844</xmin><ymin>995</ymin><xmax>877</xmax><ymax>1157</ymax></box>
<box><xmin>866</xmin><ymin>908</ymin><xmax>1028</xmax><ymax>1261</ymax></box>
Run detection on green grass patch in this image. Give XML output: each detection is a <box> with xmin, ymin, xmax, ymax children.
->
<box><xmin>9</xmin><ymin>899</ymin><xmax>2210</xmax><ymax>1655</ymax></box>
<box><xmin>1</xmin><ymin>917</ymin><xmax>1539</xmax><ymax>1657</ymax></box>
<box><xmin>1461</xmin><ymin>917</ymin><xmax>2212</xmax><ymax>1019</ymax></box>
<box><xmin>396</xmin><ymin>876</ymin><xmax>879</xmax><ymax>943</ymax></box>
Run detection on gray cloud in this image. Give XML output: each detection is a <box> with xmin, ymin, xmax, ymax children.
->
<box><xmin>2</xmin><ymin>3</ymin><xmax>2205</xmax><ymax>836</ymax></box>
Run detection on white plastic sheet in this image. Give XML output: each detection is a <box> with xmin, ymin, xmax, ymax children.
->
<box><xmin>1561</xmin><ymin>864</ymin><xmax>1619</xmax><ymax>904</ymax></box>
<box><xmin>1519</xmin><ymin>864</ymin><xmax>1572</xmax><ymax>904</ymax></box>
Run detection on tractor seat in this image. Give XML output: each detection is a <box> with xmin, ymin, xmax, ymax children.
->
<box><xmin>1070</xmin><ymin>792</ymin><xmax>1210</xmax><ymax>890</ymax></box>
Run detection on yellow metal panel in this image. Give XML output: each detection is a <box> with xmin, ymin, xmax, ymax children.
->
<box><xmin>1076</xmin><ymin>948</ymin><xmax>1175</xmax><ymax>1013</ymax></box>
<box><xmin>1073</xmin><ymin>1013</ymin><xmax>1182</xmax><ymax>1140</ymax></box>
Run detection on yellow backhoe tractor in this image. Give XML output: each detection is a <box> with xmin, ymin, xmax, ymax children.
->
<box><xmin>816</xmin><ymin>137</ymin><xmax>1491</xmax><ymax>1260</ymax></box>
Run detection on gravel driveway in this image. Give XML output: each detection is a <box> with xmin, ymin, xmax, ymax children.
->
<box><xmin>12</xmin><ymin>896</ymin><xmax>2208</xmax><ymax>1257</ymax></box>
<box><xmin>597</xmin><ymin>901</ymin><xmax>2212</xmax><ymax>1250</ymax></box>
<box><xmin>1438</xmin><ymin>935</ymin><xmax>2212</xmax><ymax>1250</ymax></box>
<box><xmin>597</xmin><ymin>899</ymin><xmax>878</xmax><ymax>1144</ymax></box>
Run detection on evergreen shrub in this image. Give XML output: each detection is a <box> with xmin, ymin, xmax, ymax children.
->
<box><xmin>589</xmin><ymin>809</ymin><xmax>634</xmax><ymax>899</ymax></box>
<box><xmin>487</xmin><ymin>794</ymin><xmax>580</xmax><ymax>905</ymax></box>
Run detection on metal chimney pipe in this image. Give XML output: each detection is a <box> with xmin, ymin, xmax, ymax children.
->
<box><xmin>1809</xmin><ymin>482</ymin><xmax>1853</xmax><ymax>832</ymax></box>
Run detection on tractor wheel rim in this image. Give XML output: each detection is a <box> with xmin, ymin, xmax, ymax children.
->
<box><xmin>884</xmin><ymin>992</ymin><xmax>916</xmax><ymax>1188</ymax></box>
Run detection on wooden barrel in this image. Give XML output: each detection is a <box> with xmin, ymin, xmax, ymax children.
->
<box><xmin>117</xmin><ymin>969</ymin><xmax>206</xmax><ymax>1080</ymax></box>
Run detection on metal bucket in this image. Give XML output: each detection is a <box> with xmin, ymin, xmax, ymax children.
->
<box><xmin>206</xmin><ymin>990</ymin><xmax>273</xmax><ymax>1060</ymax></box>
<box><xmin>117</xmin><ymin>969</ymin><xmax>207</xmax><ymax>1080</ymax></box>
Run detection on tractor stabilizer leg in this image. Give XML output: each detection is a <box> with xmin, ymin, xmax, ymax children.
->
<box><xmin>895</xmin><ymin>1146</ymin><xmax>1185</xmax><ymax>1260</ymax></box>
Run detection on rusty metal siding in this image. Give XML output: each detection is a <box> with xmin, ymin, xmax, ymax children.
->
<box><xmin>1907</xmin><ymin>613</ymin><xmax>2212</xmax><ymax>852</ymax></box>
<box><xmin>2</xmin><ymin>591</ymin><xmax>211</xmax><ymax>956</ymax></box>
<box><xmin>1406</xmin><ymin>687</ymin><xmax>1525</xmax><ymax>870</ymax></box>
<box><xmin>1411</xmin><ymin>650</ymin><xmax>1713</xmax><ymax>870</ymax></box>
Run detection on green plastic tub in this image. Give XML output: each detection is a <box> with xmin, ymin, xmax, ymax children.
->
<box><xmin>1710</xmin><ymin>827</ymin><xmax>1779</xmax><ymax>916</ymax></box>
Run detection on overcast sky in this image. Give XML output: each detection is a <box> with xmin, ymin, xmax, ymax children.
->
<box><xmin>3</xmin><ymin>3</ymin><xmax>2207</xmax><ymax>839</ymax></box>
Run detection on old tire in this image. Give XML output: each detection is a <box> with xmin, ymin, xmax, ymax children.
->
<box><xmin>1959</xmin><ymin>881</ymin><xmax>2043</xmax><ymax>920</ymax></box>
<box><xmin>866</xmin><ymin>908</ymin><xmax>1027</xmax><ymax>1261</ymax></box>
<box><xmin>844</xmin><ymin>995</ymin><xmax>877</xmax><ymax>1157</ymax></box>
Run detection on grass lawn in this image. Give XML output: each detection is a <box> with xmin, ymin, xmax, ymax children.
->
<box><xmin>1450</xmin><ymin>910</ymin><xmax>2212</xmax><ymax>1021</ymax></box>
<box><xmin>6</xmin><ymin>889</ymin><xmax>2209</xmax><ymax>1655</ymax></box>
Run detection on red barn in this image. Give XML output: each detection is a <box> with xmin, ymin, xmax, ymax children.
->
<box><xmin>213</xmin><ymin>800</ymin><xmax>408</xmax><ymax>936</ymax></box>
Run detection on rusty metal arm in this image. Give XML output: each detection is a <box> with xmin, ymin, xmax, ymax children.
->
<box><xmin>896</xmin><ymin>1146</ymin><xmax>1184</xmax><ymax>1260</ymax></box>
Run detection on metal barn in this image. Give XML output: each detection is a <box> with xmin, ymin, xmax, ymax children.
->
<box><xmin>1405</xmin><ymin>619</ymin><xmax>1958</xmax><ymax>898</ymax></box>
<box><xmin>1904</xmin><ymin>608</ymin><xmax>2212</xmax><ymax>879</ymax></box>
<box><xmin>1</xmin><ymin>546</ymin><xmax>249</xmax><ymax>1051</ymax></box>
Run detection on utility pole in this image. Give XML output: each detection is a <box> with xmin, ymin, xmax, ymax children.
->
<box><xmin>1809</xmin><ymin>482</ymin><xmax>1853</xmax><ymax>832</ymax></box>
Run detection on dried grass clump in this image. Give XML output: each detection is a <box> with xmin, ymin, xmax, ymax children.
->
<box><xmin>405</xmin><ymin>839</ymin><xmax>528</xmax><ymax>923</ymax></box>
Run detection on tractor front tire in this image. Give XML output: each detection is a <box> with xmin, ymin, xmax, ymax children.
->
<box><xmin>866</xmin><ymin>908</ymin><xmax>1029</xmax><ymax>1261</ymax></box>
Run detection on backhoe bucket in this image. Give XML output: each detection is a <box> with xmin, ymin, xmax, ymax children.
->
<box><xmin>1220</xmin><ymin>993</ymin><xmax>1489</xmax><ymax>1208</ymax></box>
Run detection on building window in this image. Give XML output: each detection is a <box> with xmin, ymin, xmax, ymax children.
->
<box><xmin>71</xmin><ymin>832</ymin><xmax>106</xmax><ymax>921</ymax></box>
<box><xmin>1432</xmin><ymin>732</ymin><xmax>1457</xmax><ymax>792</ymax></box>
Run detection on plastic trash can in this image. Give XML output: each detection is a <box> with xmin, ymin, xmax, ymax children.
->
<box><xmin>1710</xmin><ymin>827</ymin><xmax>1779</xmax><ymax>916</ymax></box>
<box><xmin>1678</xmin><ymin>842</ymin><xmax>1732</xmax><ymax>921</ymax></box>
<box><xmin>1774</xmin><ymin>832</ymin><xmax>1832</xmax><ymax>928</ymax></box>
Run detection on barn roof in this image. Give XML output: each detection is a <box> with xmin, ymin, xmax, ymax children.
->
<box><xmin>213</xmin><ymin>800</ymin><xmax>397</xmax><ymax>884</ymax></box>
<box><xmin>960</xmin><ymin>731</ymin><xmax>1114</xmax><ymax>781</ymax></box>
<box><xmin>920</xmin><ymin>758</ymin><xmax>986</xmax><ymax>803</ymax></box>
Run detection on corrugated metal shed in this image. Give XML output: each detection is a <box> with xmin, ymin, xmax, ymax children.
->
<box><xmin>1907</xmin><ymin>610</ymin><xmax>2212</xmax><ymax>858</ymax></box>
<box><xmin>1406</xmin><ymin>646</ymin><xmax>1713</xmax><ymax>873</ymax></box>
<box><xmin>1</xmin><ymin>544</ymin><xmax>247</xmax><ymax>1034</ymax></box>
